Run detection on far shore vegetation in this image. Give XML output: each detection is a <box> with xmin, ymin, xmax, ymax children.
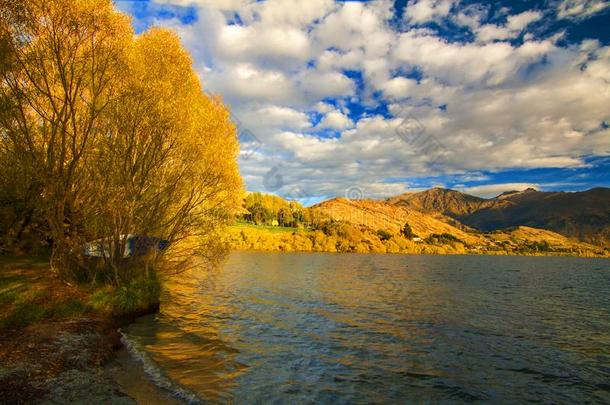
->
<box><xmin>226</xmin><ymin>192</ymin><xmax>609</xmax><ymax>257</ymax></box>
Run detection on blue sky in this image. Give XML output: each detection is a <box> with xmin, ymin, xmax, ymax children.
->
<box><xmin>115</xmin><ymin>0</ymin><xmax>610</xmax><ymax>202</ymax></box>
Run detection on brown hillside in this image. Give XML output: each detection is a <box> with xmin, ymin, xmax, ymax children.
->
<box><xmin>487</xmin><ymin>226</ymin><xmax>604</xmax><ymax>254</ymax></box>
<box><xmin>388</xmin><ymin>187</ymin><xmax>493</xmax><ymax>216</ymax></box>
<box><xmin>385</xmin><ymin>187</ymin><xmax>610</xmax><ymax>247</ymax></box>
<box><xmin>460</xmin><ymin>187</ymin><xmax>610</xmax><ymax>246</ymax></box>
<box><xmin>312</xmin><ymin>198</ymin><xmax>484</xmax><ymax>244</ymax></box>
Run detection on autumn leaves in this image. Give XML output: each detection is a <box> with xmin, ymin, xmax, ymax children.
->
<box><xmin>0</xmin><ymin>0</ymin><xmax>241</xmax><ymax>283</ymax></box>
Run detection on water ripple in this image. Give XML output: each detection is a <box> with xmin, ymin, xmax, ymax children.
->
<box><xmin>123</xmin><ymin>252</ymin><xmax>610</xmax><ymax>404</ymax></box>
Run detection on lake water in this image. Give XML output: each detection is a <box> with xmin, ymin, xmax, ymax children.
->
<box><xmin>122</xmin><ymin>252</ymin><xmax>610</xmax><ymax>404</ymax></box>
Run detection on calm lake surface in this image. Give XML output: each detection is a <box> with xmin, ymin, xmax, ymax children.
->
<box><xmin>123</xmin><ymin>252</ymin><xmax>610</xmax><ymax>404</ymax></box>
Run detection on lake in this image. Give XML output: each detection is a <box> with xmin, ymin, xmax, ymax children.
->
<box><xmin>122</xmin><ymin>252</ymin><xmax>610</xmax><ymax>404</ymax></box>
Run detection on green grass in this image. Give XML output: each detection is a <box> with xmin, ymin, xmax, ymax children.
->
<box><xmin>0</xmin><ymin>298</ymin><xmax>90</xmax><ymax>328</ymax></box>
<box><xmin>1</xmin><ymin>302</ymin><xmax>48</xmax><ymax>328</ymax></box>
<box><xmin>48</xmin><ymin>299</ymin><xmax>88</xmax><ymax>318</ymax></box>
<box><xmin>0</xmin><ymin>254</ymin><xmax>51</xmax><ymax>270</ymax></box>
<box><xmin>1</xmin><ymin>277</ymin><xmax>161</xmax><ymax>328</ymax></box>
<box><xmin>0</xmin><ymin>254</ymin><xmax>161</xmax><ymax>328</ymax></box>
<box><xmin>88</xmin><ymin>277</ymin><xmax>160</xmax><ymax>317</ymax></box>
<box><xmin>0</xmin><ymin>290</ymin><xmax>18</xmax><ymax>305</ymax></box>
<box><xmin>0</xmin><ymin>273</ymin><xmax>28</xmax><ymax>289</ymax></box>
<box><xmin>232</xmin><ymin>221</ymin><xmax>301</xmax><ymax>234</ymax></box>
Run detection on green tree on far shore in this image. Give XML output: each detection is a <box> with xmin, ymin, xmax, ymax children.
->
<box><xmin>401</xmin><ymin>222</ymin><xmax>415</xmax><ymax>238</ymax></box>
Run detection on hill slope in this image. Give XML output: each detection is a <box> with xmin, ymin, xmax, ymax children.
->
<box><xmin>312</xmin><ymin>197</ymin><xmax>481</xmax><ymax>243</ymax></box>
<box><xmin>459</xmin><ymin>187</ymin><xmax>610</xmax><ymax>246</ymax></box>
<box><xmin>385</xmin><ymin>187</ymin><xmax>610</xmax><ymax>247</ymax></box>
<box><xmin>229</xmin><ymin>191</ymin><xmax>607</xmax><ymax>256</ymax></box>
<box><xmin>388</xmin><ymin>187</ymin><xmax>492</xmax><ymax>216</ymax></box>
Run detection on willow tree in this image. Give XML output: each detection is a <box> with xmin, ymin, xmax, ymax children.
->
<box><xmin>0</xmin><ymin>0</ymin><xmax>242</xmax><ymax>283</ymax></box>
<box><xmin>87</xmin><ymin>29</ymin><xmax>242</xmax><ymax>282</ymax></box>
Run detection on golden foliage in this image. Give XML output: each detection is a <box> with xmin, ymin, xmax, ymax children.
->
<box><xmin>224</xmin><ymin>223</ymin><xmax>608</xmax><ymax>257</ymax></box>
<box><xmin>0</xmin><ymin>0</ymin><xmax>242</xmax><ymax>282</ymax></box>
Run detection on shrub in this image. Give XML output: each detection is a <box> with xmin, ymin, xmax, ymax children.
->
<box><xmin>401</xmin><ymin>223</ymin><xmax>415</xmax><ymax>238</ymax></box>
<box><xmin>88</xmin><ymin>276</ymin><xmax>161</xmax><ymax>317</ymax></box>
<box><xmin>376</xmin><ymin>229</ymin><xmax>393</xmax><ymax>241</ymax></box>
<box><xmin>0</xmin><ymin>302</ymin><xmax>47</xmax><ymax>328</ymax></box>
<box><xmin>425</xmin><ymin>233</ymin><xmax>461</xmax><ymax>245</ymax></box>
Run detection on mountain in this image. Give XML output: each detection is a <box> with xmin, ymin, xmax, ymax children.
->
<box><xmin>384</xmin><ymin>186</ymin><xmax>610</xmax><ymax>246</ymax></box>
<box><xmin>307</xmin><ymin>197</ymin><xmax>604</xmax><ymax>255</ymax></box>
<box><xmin>486</xmin><ymin>226</ymin><xmax>604</xmax><ymax>254</ymax></box>
<box><xmin>387</xmin><ymin>187</ymin><xmax>493</xmax><ymax>216</ymax></box>
<box><xmin>459</xmin><ymin>187</ymin><xmax>610</xmax><ymax>246</ymax></box>
<box><xmin>233</xmin><ymin>189</ymin><xmax>608</xmax><ymax>256</ymax></box>
<box><xmin>311</xmin><ymin>186</ymin><xmax>610</xmax><ymax>247</ymax></box>
<box><xmin>312</xmin><ymin>197</ymin><xmax>481</xmax><ymax>243</ymax></box>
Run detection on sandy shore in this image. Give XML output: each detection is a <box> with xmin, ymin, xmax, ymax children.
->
<box><xmin>0</xmin><ymin>316</ymin><xmax>179</xmax><ymax>404</ymax></box>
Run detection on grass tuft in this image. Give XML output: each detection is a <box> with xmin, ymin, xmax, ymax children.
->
<box><xmin>1</xmin><ymin>302</ymin><xmax>47</xmax><ymax>328</ymax></box>
<box><xmin>48</xmin><ymin>299</ymin><xmax>88</xmax><ymax>318</ymax></box>
<box><xmin>88</xmin><ymin>276</ymin><xmax>160</xmax><ymax>317</ymax></box>
<box><xmin>0</xmin><ymin>290</ymin><xmax>19</xmax><ymax>305</ymax></box>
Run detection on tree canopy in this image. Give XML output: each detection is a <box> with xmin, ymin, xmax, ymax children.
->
<box><xmin>0</xmin><ymin>0</ymin><xmax>242</xmax><ymax>283</ymax></box>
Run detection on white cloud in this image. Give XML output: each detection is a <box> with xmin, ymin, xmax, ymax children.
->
<box><xmin>404</xmin><ymin>0</ymin><xmax>455</xmax><ymax>24</ymax></box>
<box><xmin>317</xmin><ymin>110</ymin><xmax>353</xmax><ymax>130</ymax></box>
<box><xmin>217</xmin><ymin>24</ymin><xmax>311</xmax><ymax>62</ymax></box>
<box><xmin>129</xmin><ymin>0</ymin><xmax>610</xmax><ymax>201</ymax></box>
<box><xmin>315</xmin><ymin>102</ymin><xmax>335</xmax><ymax>114</ymax></box>
<box><xmin>507</xmin><ymin>11</ymin><xmax>542</xmax><ymax>31</ymax></box>
<box><xmin>298</xmin><ymin>70</ymin><xmax>355</xmax><ymax>99</ymax></box>
<box><xmin>475</xmin><ymin>11</ymin><xmax>542</xmax><ymax>42</ymax></box>
<box><xmin>238</xmin><ymin>0</ymin><xmax>336</xmax><ymax>27</ymax></box>
<box><xmin>393</xmin><ymin>31</ymin><xmax>554</xmax><ymax>86</ymax></box>
<box><xmin>459</xmin><ymin>183</ymin><xmax>539</xmax><ymax>198</ymax></box>
<box><xmin>314</xmin><ymin>1</ymin><xmax>394</xmax><ymax>52</ymax></box>
<box><xmin>152</xmin><ymin>0</ymin><xmax>253</xmax><ymax>10</ymax></box>
<box><xmin>382</xmin><ymin>77</ymin><xmax>418</xmax><ymax>99</ymax></box>
<box><xmin>250</xmin><ymin>106</ymin><xmax>311</xmax><ymax>130</ymax></box>
<box><xmin>557</xmin><ymin>0</ymin><xmax>610</xmax><ymax>20</ymax></box>
<box><xmin>209</xmin><ymin>63</ymin><xmax>296</xmax><ymax>103</ymax></box>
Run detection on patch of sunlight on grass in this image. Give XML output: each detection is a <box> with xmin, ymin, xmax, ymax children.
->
<box><xmin>232</xmin><ymin>221</ymin><xmax>301</xmax><ymax>234</ymax></box>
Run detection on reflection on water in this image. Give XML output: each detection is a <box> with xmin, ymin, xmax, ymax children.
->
<box><xmin>123</xmin><ymin>252</ymin><xmax>610</xmax><ymax>403</ymax></box>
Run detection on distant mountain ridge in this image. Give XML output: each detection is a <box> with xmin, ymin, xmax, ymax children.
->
<box><xmin>234</xmin><ymin>187</ymin><xmax>608</xmax><ymax>256</ymax></box>
<box><xmin>312</xmin><ymin>197</ymin><xmax>480</xmax><ymax>243</ymax></box>
<box><xmin>307</xmin><ymin>190</ymin><xmax>607</xmax><ymax>255</ymax></box>
<box><xmin>387</xmin><ymin>187</ymin><xmax>492</xmax><ymax>216</ymax></box>
<box><xmin>386</xmin><ymin>186</ymin><xmax>610</xmax><ymax>246</ymax></box>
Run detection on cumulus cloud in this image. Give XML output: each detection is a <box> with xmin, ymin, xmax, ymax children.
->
<box><xmin>128</xmin><ymin>0</ymin><xmax>610</xmax><ymax>201</ymax></box>
<box><xmin>404</xmin><ymin>0</ymin><xmax>456</xmax><ymax>24</ymax></box>
<box><xmin>393</xmin><ymin>31</ymin><xmax>555</xmax><ymax>86</ymax></box>
<box><xmin>459</xmin><ymin>183</ymin><xmax>539</xmax><ymax>198</ymax></box>
<box><xmin>475</xmin><ymin>11</ymin><xmax>542</xmax><ymax>42</ymax></box>
<box><xmin>382</xmin><ymin>77</ymin><xmax>419</xmax><ymax>99</ymax></box>
<box><xmin>556</xmin><ymin>0</ymin><xmax>610</xmax><ymax>20</ymax></box>
<box><xmin>243</xmin><ymin>106</ymin><xmax>311</xmax><ymax>131</ymax></box>
<box><xmin>317</xmin><ymin>110</ymin><xmax>353</xmax><ymax>130</ymax></box>
<box><xmin>217</xmin><ymin>24</ymin><xmax>311</xmax><ymax>62</ymax></box>
<box><xmin>152</xmin><ymin>0</ymin><xmax>253</xmax><ymax>10</ymax></box>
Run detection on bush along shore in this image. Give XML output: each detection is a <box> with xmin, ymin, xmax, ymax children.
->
<box><xmin>0</xmin><ymin>254</ymin><xmax>164</xmax><ymax>404</ymax></box>
<box><xmin>225</xmin><ymin>222</ymin><xmax>609</xmax><ymax>258</ymax></box>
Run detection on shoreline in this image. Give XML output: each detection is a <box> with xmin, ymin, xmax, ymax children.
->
<box><xmin>0</xmin><ymin>304</ymin><xmax>177</xmax><ymax>404</ymax></box>
<box><xmin>105</xmin><ymin>345</ymin><xmax>183</xmax><ymax>404</ymax></box>
<box><xmin>0</xmin><ymin>254</ymin><xmax>179</xmax><ymax>403</ymax></box>
<box><xmin>228</xmin><ymin>247</ymin><xmax>610</xmax><ymax>259</ymax></box>
<box><xmin>225</xmin><ymin>224</ymin><xmax>609</xmax><ymax>258</ymax></box>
